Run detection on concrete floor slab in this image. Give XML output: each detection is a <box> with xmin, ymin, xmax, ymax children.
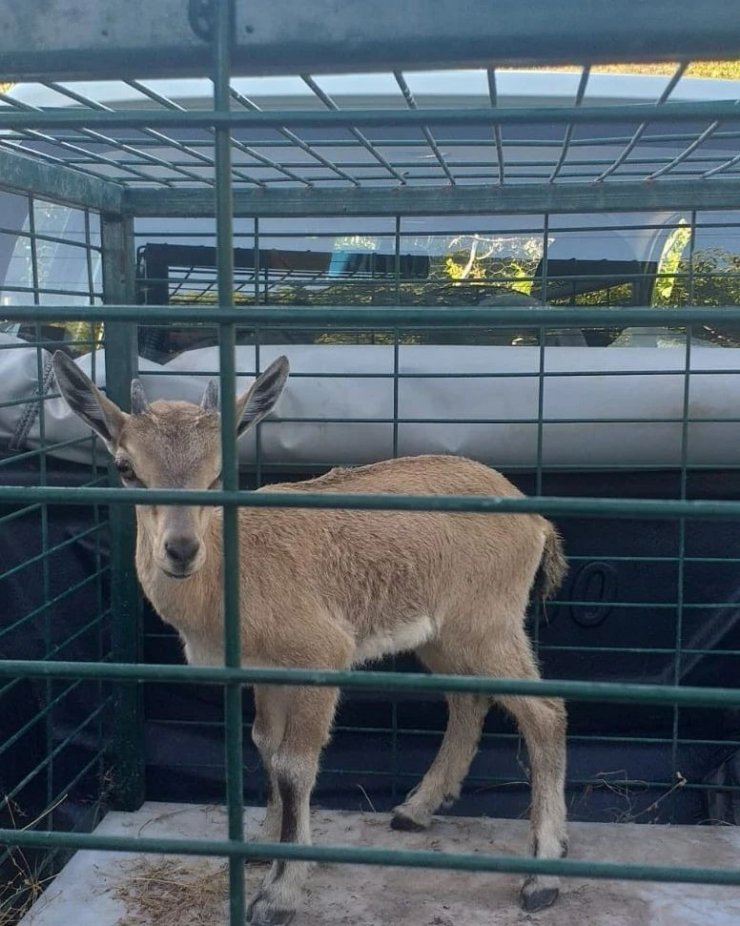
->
<box><xmin>18</xmin><ymin>802</ymin><xmax>740</xmax><ymax>926</ymax></box>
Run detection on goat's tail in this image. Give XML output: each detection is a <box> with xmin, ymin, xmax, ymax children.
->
<box><xmin>533</xmin><ymin>521</ymin><xmax>568</xmax><ymax>601</ymax></box>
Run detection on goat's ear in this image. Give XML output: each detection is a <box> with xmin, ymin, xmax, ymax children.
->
<box><xmin>235</xmin><ymin>356</ymin><xmax>289</xmax><ymax>437</ymax></box>
<box><xmin>130</xmin><ymin>378</ymin><xmax>149</xmax><ymax>416</ymax></box>
<box><xmin>200</xmin><ymin>379</ymin><xmax>219</xmax><ymax>413</ymax></box>
<box><xmin>52</xmin><ymin>351</ymin><xmax>127</xmax><ymax>453</ymax></box>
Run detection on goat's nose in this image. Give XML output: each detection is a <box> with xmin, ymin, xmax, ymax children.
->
<box><xmin>164</xmin><ymin>535</ymin><xmax>200</xmax><ymax>565</ymax></box>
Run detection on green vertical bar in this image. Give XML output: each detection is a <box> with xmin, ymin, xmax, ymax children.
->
<box><xmin>253</xmin><ymin>222</ymin><xmax>264</xmax><ymax>485</ymax></box>
<box><xmin>254</xmin><ymin>340</ymin><xmax>263</xmax><ymax>487</ymax></box>
<box><xmin>101</xmin><ymin>212</ymin><xmax>145</xmax><ymax>811</ymax></box>
<box><xmin>254</xmin><ymin>217</ymin><xmax>260</xmax><ymax>306</ymax></box>
<box><xmin>392</xmin><ymin>215</ymin><xmax>401</xmax><ymax>460</ymax></box>
<box><xmin>390</xmin><ymin>215</ymin><xmax>401</xmax><ymax>802</ymax></box>
<box><xmin>86</xmin><ymin>208</ymin><xmax>107</xmax><ymax>813</ymax></box>
<box><xmin>531</xmin><ymin>215</ymin><xmax>550</xmax><ymax>650</ymax></box>
<box><xmin>535</xmin><ymin>212</ymin><xmax>549</xmax><ymax>498</ymax></box>
<box><xmin>29</xmin><ymin>195</ymin><xmax>55</xmax><ymax>825</ymax></box>
<box><xmin>670</xmin><ymin>210</ymin><xmax>697</xmax><ymax>820</ymax></box>
<box><xmin>213</xmin><ymin>2</ymin><xmax>246</xmax><ymax>924</ymax></box>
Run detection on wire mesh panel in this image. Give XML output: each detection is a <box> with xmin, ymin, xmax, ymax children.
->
<box><xmin>1</xmin><ymin>1</ymin><xmax>740</xmax><ymax>924</ymax></box>
<box><xmin>0</xmin><ymin>190</ymin><xmax>112</xmax><ymax>919</ymax></box>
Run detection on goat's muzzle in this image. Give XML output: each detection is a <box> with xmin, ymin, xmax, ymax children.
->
<box><xmin>162</xmin><ymin>533</ymin><xmax>203</xmax><ymax>578</ymax></box>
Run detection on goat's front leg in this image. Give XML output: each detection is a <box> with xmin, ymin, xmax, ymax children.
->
<box><xmin>251</xmin><ymin>685</ymin><xmax>288</xmax><ymax>859</ymax></box>
<box><xmin>247</xmin><ymin>685</ymin><xmax>339</xmax><ymax>926</ymax></box>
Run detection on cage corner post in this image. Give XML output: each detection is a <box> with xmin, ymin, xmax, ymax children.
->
<box><xmin>100</xmin><ymin>210</ymin><xmax>146</xmax><ymax>812</ymax></box>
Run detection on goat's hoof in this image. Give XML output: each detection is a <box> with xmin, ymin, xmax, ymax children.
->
<box><xmin>246</xmin><ymin>896</ymin><xmax>296</xmax><ymax>926</ymax></box>
<box><xmin>247</xmin><ymin>912</ymin><xmax>295</xmax><ymax>926</ymax></box>
<box><xmin>390</xmin><ymin>813</ymin><xmax>426</xmax><ymax>833</ymax></box>
<box><xmin>520</xmin><ymin>878</ymin><xmax>559</xmax><ymax>913</ymax></box>
<box><xmin>391</xmin><ymin>804</ymin><xmax>432</xmax><ymax>833</ymax></box>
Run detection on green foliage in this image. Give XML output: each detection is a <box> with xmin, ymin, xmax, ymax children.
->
<box><xmin>539</xmin><ymin>61</ymin><xmax>740</xmax><ymax>79</ymax></box>
<box><xmin>652</xmin><ymin>220</ymin><xmax>692</xmax><ymax>307</ymax></box>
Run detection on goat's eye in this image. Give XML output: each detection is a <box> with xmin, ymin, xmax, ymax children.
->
<box><xmin>115</xmin><ymin>459</ymin><xmax>138</xmax><ymax>483</ymax></box>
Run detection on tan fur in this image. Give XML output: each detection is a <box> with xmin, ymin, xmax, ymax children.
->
<box><xmin>135</xmin><ymin>454</ymin><xmax>557</xmax><ymax>670</ymax></box>
<box><xmin>52</xmin><ymin>353</ymin><xmax>568</xmax><ymax>924</ymax></box>
<box><xmin>130</xmin><ymin>444</ymin><xmax>568</xmax><ymax>921</ymax></box>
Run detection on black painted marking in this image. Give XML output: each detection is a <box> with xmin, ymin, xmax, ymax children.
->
<box><xmin>273</xmin><ymin>772</ymin><xmax>298</xmax><ymax>880</ymax></box>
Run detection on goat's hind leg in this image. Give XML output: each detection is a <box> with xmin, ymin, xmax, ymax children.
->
<box><xmin>392</xmin><ymin>629</ymin><xmax>567</xmax><ymax>912</ymax></box>
<box><xmin>492</xmin><ymin>629</ymin><xmax>567</xmax><ymax>912</ymax></box>
<box><xmin>499</xmin><ymin>690</ymin><xmax>567</xmax><ymax>911</ymax></box>
<box><xmin>391</xmin><ymin>680</ymin><xmax>489</xmax><ymax>832</ymax></box>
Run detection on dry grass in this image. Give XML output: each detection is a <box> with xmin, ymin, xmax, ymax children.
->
<box><xmin>0</xmin><ymin>852</ymin><xmax>55</xmax><ymax>926</ymax></box>
<box><xmin>0</xmin><ymin>794</ymin><xmax>73</xmax><ymax>926</ymax></box>
<box><xmin>113</xmin><ymin>858</ymin><xmax>229</xmax><ymax>926</ymax></box>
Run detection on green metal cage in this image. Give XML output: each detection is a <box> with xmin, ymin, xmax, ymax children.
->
<box><xmin>1</xmin><ymin>1</ymin><xmax>740</xmax><ymax>923</ymax></box>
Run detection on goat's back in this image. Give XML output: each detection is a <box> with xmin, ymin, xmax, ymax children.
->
<box><xmin>242</xmin><ymin>456</ymin><xmax>552</xmax><ymax>644</ymax></box>
<box><xmin>266</xmin><ymin>453</ymin><xmax>521</xmax><ymax>499</ymax></box>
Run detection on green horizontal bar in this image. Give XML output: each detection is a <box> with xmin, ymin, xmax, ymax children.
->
<box><xmin>47</xmin><ymin>610</ymin><xmax>113</xmax><ymax>661</ymax></box>
<box><xmin>239</xmin><ymin>460</ymin><xmax>740</xmax><ymax>475</ymax></box>
<box><xmin>4</xmin><ymin>1</ymin><xmax>739</xmax><ymax>81</ymax></box>
<box><xmin>0</xmin><ymin>678</ymin><xmax>84</xmax><ymax>758</ymax></box>
<box><xmin>0</xmin><ymin>659</ymin><xmax>737</xmax><ymax>708</ymax></box>
<box><xmin>0</xmin><ymin>437</ymin><xmax>100</xmax><ymax>471</ymax></box>
<box><xmin>0</xmin><ymin>101</ymin><xmax>737</xmax><ymax>132</ymax></box>
<box><xmin>551</xmin><ymin>599</ymin><xmax>740</xmax><ymax>609</ymax></box>
<box><xmin>555</xmin><ymin>600</ymin><xmax>740</xmax><ymax>609</ymax></box>
<box><xmin>145</xmin><ymin>634</ymin><xmax>740</xmax><ymax>658</ymax></box>
<box><xmin>0</xmin><ymin>826</ymin><xmax>739</xmax><ymax>887</ymax></box>
<box><xmin>0</xmin><ymin>339</ymin><xmax>98</xmax><ymax>353</ymax></box>
<box><xmin>541</xmin><ymin>644</ymin><xmax>740</xmax><ymax>657</ymax></box>
<box><xmin>131</xmin><ymin>218</ymin><xmax>740</xmax><ymax>236</ymax></box>
<box><xmin>150</xmin><ymin>754</ymin><xmax>740</xmax><ymax>792</ymax></box>
<box><xmin>0</xmin><ymin>148</ymin><xmax>123</xmax><ymax>212</ymax></box>
<box><xmin>160</xmin><ymin>715</ymin><xmax>740</xmax><ymax>750</ymax></box>
<box><xmin>132</xmin><ymin>369</ymin><xmax>740</xmax><ymax>382</ymax></box>
<box><xmin>0</xmin><ymin>569</ymin><xmax>109</xmax><ymax>641</ymax></box>
<box><xmin>0</xmin><ymin>698</ymin><xmax>110</xmax><ymax>809</ymax></box>
<box><xmin>47</xmin><ymin>748</ymin><xmax>110</xmax><ymax>817</ymax></box>
<box><xmin>2</xmin><ymin>485</ymin><xmax>740</xmax><ymax>521</ymax></box>
<box><xmin>0</xmin><ymin>283</ymin><xmax>103</xmax><ymax>299</ymax></box>
<box><xmin>0</xmin><ymin>615</ymin><xmax>111</xmax><ymax>711</ymax></box>
<box><xmin>567</xmin><ymin>554</ymin><xmax>740</xmax><ymax>564</ymax></box>
<box><xmin>129</xmin><ymin>178</ymin><xmax>740</xmax><ymax>218</ymax></box>
<box><xmin>0</xmin><ymin>503</ymin><xmax>43</xmax><ymax>526</ymax></box>
<box><xmin>0</xmin><ymin>521</ymin><xmax>108</xmax><ymax>583</ymax></box>
<box><xmin>132</xmin><ymin>269</ymin><xmax>740</xmax><ymax>287</ymax></box>
<box><xmin>5</xmin><ymin>304</ymin><xmax>740</xmax><ymax>327</ymax></box>
<box><xmin>0</xmin><ymin>225</ymin><xmax>103</xmax><ymax>253</ymax></box>
<box><xmin>278</xmin><ymin>415</ymin><xmax>740</xmax><ymax>426</ymax></box>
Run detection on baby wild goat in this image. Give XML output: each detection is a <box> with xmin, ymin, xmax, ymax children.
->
<box><xmin>52</xmin><ymin>351</ymin><xmax>568</xmax><ymax>926</ymax></box>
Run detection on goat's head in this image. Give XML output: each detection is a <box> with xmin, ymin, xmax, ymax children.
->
<box><xmin>52</xmin><ymin>352</ymin><xmax>289</xmax><ymax>579</ymax></box>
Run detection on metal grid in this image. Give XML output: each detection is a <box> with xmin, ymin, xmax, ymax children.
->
<box><xmin>0</xmin><ymin>67</ymin><xmax>739</xmax><ymax>194</ymax></box>
<box><xmin>1</xmin><ymin>1</ymin><xmax>740</xmax><ymax>924</ymax></box>
<box><xmin>0</xmin><ymin>191</ymin><xmax>111</xmax><ymax>921</ymax></box>
<box><xmin>126</xmin><ymin>210</ymin><xmax>740</xmax><ymax>827</ymax></box>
